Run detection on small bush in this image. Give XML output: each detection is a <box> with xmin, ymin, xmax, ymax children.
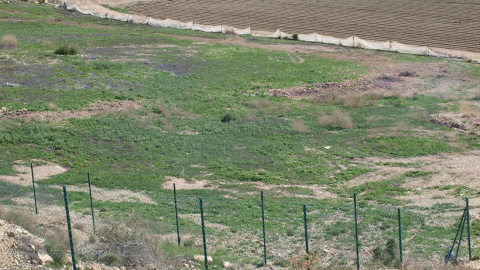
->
<box><xmin>318</xmin><ymin>108</ymin><xmax>354</xmax><ymax>129</ymax></box>
<box><xmin>372</xmin><ymin>239</ymin><xmax>398</xmax><ymax>267</ymax></box>
<box><xmin>1</xmin><ymin>35</ymin><xmax>17</xmax><ymax>47</ymax></box>
<box><xmin>100</xmin><ymin>253</ymin><xmax>122</xmax><ymax>266</ymax></box>
<box><xmin>292</xmin><ymin>119</ymin><xmax>309</xmax><ymax>133</ymax></box>
<box><xmin>38</xmin><ymin>0</ymin><xmax>45</xmax><ymax>3</ymax></box>
<box><xmin>292</xmin><ymin>34</ymin><xmax>298</xmax><ymax>40</ymax></box>
<box><xmin>45</xmin><ymin>230</ymin><xmax>70</xmax><ymax>264</ymax></box>
<box><xmin>89</xmin><ymin>234</ymin><xmax>97</xmax><ymax>244</ymax></box>
<box><xmin>54</xmin><ymin>44</ymin><xmax>78</xmax><ymax>55</ymax></box>
<box><xmin>221</xmin><ymin>112</ymin><xmax>234</xmax><ymax>123</ymax></box>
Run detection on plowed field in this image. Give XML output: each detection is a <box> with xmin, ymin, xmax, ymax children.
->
<box><xmin>128</xmin><ymin>0</ymin><xmax>480</xmax><ymax>53</ymax></box>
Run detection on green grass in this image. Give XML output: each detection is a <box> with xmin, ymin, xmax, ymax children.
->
<box><xmin>1</xmin><ymin>2</ymin><xmax>480</xmax><ymax>268</ymax></box>
<box><xmin>100</xmin><ymin>4</ymin><xmax>132</xmax><ymax>14</ymax></box>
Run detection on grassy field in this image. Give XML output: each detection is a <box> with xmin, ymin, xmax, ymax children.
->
<box><xmin>1</xmin><ymin>2</ymin><xmax>480</xmax><ymax>269</ymax></box>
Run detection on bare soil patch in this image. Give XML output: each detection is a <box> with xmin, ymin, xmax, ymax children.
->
<box><xmin>178</xmin><ymin>214</ymin><xmax>229</xmax><ymax>231</ymax></box>
<box><xmin>0</xmin><ymin>100</ymin><xmax>142</xmax><ymax>122</ymax></box>
<box><xmin>52</xmin><ymin>184</ymin><xmax>157</xmax><ymax>204</ymax></box>
<box><xmin>162</xmin><ymin>176</ymin><xmax>215</xmax><ymax>190</ymax></box>
<box><xmin>0</xmin><ymin>160</ymin><xmax>67</xmax><ymax>186</ymax></box>
<box><xmin>255</xmin><ymin>182</ymin><xmax>338</xmax><ymax>199</ymax></box>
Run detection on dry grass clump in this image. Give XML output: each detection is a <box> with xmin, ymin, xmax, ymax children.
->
<box><xmin>154</xmin><ymin>101</ymin><xmax>171</xmax><ymax>118</ymax></box>
<box><xmin>1</xmin><ymin>35</ymin><xmax>18</xmax><ymax>47</ymax></box>
<box><xmin>48</xmin><ymin>102</ymin><xmax>59</xmax><ymax>111</ymax></box>
<box><xmin>249</xmin><ymin>99</ymin><xmax>270</xmax><ymax>109</ymax></box>
<box><xmin>292</xmin><ymin>119</ymin><xmax>309</xmax><ymax>133</ymax></box>
<box><xmin>154</xmin><ymin>100</ymin><xmax>190</xmax><ymax>119</ymax></box>
<box><xmin>339</xmin><ymin>93</ymin><xmax>366</xmax><ymax>108</ymax></box>
<box><xmin>318</xmin><ymin>108</ymin><xmax>354</xmax><ymax>129</ymax></box>
<box><xmin>459</xmin><ymin>102</ymin><xmax>480</xmax><ymax>118</ymax></box>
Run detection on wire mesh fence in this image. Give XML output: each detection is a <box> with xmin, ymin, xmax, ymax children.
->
<box><xmin>0</xmin><ymin>164</ymin><xmax>475</xmax><ymax>269</ymax></box>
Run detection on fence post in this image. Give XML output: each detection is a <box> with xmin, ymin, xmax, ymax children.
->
<box><xmin>455</xmin><ymin>208</ymin><xmax>467</xmax><ymax>264</ymax></box>
<box><xmin>174</xmin><ymin>183</ymin><xmax>181</xmax><ymax>246</ymax></box>
<box><xmin>398</xmin><ymin>208</ymin><xmax>403</xmax><ymax>266</ymax></box>
<box><xmin>303</xmin><ymin>204</ymin><xmax>309</xmax><ymax>254</ymax></box>
<box><xmin>31</xmin><ymin>163</ymin><xmax>38</xmax><ymax>215</ymax></box>
<box><xmin>354</xmin><ymin>193</ymin><xmax>360</xmax><ymax>270</ymax></box>
<box><xmin>199</xmin><ymin>198</ymin><xmax>209</xmax><ymax>270</ymax></box>
<box><xmin>466</xmin><ymin>198</ymin><xmax>472</xmax><ymax>260</ymax></box>
<box><xmin>87</xmin><ymin>172</ymin><xmax>96</xmax><ymax>235</ymax></box>
<box><xmin>261</xmin><ymin>191</ymin><xmax>267</xmax><ymax>265</ymax></box>
<box><xmin>62</xmin><ymin>186</ymin><xmax>77</xmax><ymax>270</ymax></box>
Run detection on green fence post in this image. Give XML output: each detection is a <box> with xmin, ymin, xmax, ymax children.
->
<box><xmin>87</xmin><ymin>172</ymin><xmax>96</xmax><ymax>235</ymax></box>
<box><xmin>174</xmin><ymin>183</ymin><xmax>181</xmax><ymax>246</ymax></box>
<box><xmin>466</xmin><ymin>198</ymin><xmax>472</xmax><ymax>260</ymax></box>
<box><xmin>199</xmin><ymin>198</ymin><xmax>209</xmax><ymax>270</ymax></box>
<box><xmin>63</xmin><ymin>186</ymin><xmax>77</xmax><ymax>270</ymax></box>
<box><xmin>354</xmin><ymin>193</ymin><xmax>360</xmax><ymax>270</ymax></box>
<box><xmin>261</xmin><ymin>191</ymin><xmax>267</xmax><ymax>265</ymax></box>
<box><xmin>398</xmin><ymin>208</ymin><xmax>403</xmax><ymax>266</ymax></box>
<box><xmin>31</xmin><ymin>163</ymin><xmax>38</xmax><ymax>215</ymax></box>
<box><xmin>455</xmin><ymin>208</ymin><xmax>467</xmax><ymax>264</ymax></box>
<box><xmin>303</xmin><ymin>204</ymin><xmax>309</xmax><ymax>254</ymax></box>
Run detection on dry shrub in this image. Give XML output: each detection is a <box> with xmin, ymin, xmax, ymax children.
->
<box><xmin>288</xmin><ymin>250</ymin><xmax>325</xmax><ymax>270</ymax></box>
<box><xmin>154</xmin><ymin>101</ymin><xmax>171</xmax><ymax>118</ymax></box>
<box><xmin>159</xmin><ymin>117</ymin><xmax>173</xmax><ymax>130</ymax></box>
<box><xmin>1</xmin><ymin>35</ymin><xmax>18</xmax><ymax>47</ymax></box>
<box><xmin>340</xmin><ymin>93</ymin><xmax>365</xmax><ymax>108</ymax></box>
<box><xmin>48</xmin><ymin>102</ymin><xmax>59</xmax><ymax>111</ymax></box>
<box><xmin>459</xmin><ymin>103</ymin><xmax>480</xmax><ymax>118</ymax></box>
<box><xmin>473</xmin><ymin>91</ymin><xmax>480</xmax><ymax>101</ymax></box>
<box><xmin>39</xmin><ymin>39</ymin><xmax>52</xmax><ymax>47</ymax></box>
<box><xmin>292</xmin><ymin>119</ymin><xmax>309</xmax><ymax>133</ymax></box>
<box><xmin>413</xmin><ymin>109</ymin><xmax>431</xmax><ymax>123</ymax></box>
<box><xmin>318</xmin><ymin>108</ymin><xmax>354</xmax><ymax>129</ymax></box>
<box><xmin>270</xmin><ymin>104</ymin><xmax>291</xmax><ymax>117</ymax></box>
<box><xmin>244</xmin><ymin>112</ymin><xmax>258</xmax><ymax>122</ymax></box>
<box><xmin>312</xmin><ymin>92</ymin><xmax>338</xmax><ymax>104</ymax></box>
<box><xmin>73</xmin><ymin>222</ymin><xmax>85</xmax><ymax>231</ymax></box>
<box><xmin>366</xmin><ymin>90</ymin><xmax>387</xmax><ymax>101</ymax></box>
<box><xmin>0</xmin><ymin>206</ymin><xmax>43</xmax><ymax>236</ymax></box>
<box><xmin>95</xmin><ymin>216</ymin><xmax>162</xmax><ymax>268</ymax></box>
<box><xmin>249</xmin><ymin>99</ymin><xmax>270</xmax><ymax>109</ymax></box>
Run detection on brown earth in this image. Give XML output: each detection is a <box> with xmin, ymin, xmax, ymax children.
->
<box><xmin>128</xmin><ymin>0</ymin><xmax>480</xmax><ymax>53</ymax></box>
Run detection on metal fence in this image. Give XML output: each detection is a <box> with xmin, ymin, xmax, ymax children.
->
<box><xmin>0</xmin><ymin>164</ymin><xmax>474</xmax><ymax>270</ymax></box>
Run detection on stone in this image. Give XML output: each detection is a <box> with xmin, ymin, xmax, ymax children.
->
<box><xmin>222</xmin><ymin>261</ymin><xmax>233</xmax><ymax>268</ymax></box>
<box><xmin>38</xmin><ymin>252</ymin><xmax>54</xmax><ymax>265</ymax></box>
<box><xmin>193</xmin><ymin>254</ymin><xmax>213</xmax><ymax>262</ymax></box>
